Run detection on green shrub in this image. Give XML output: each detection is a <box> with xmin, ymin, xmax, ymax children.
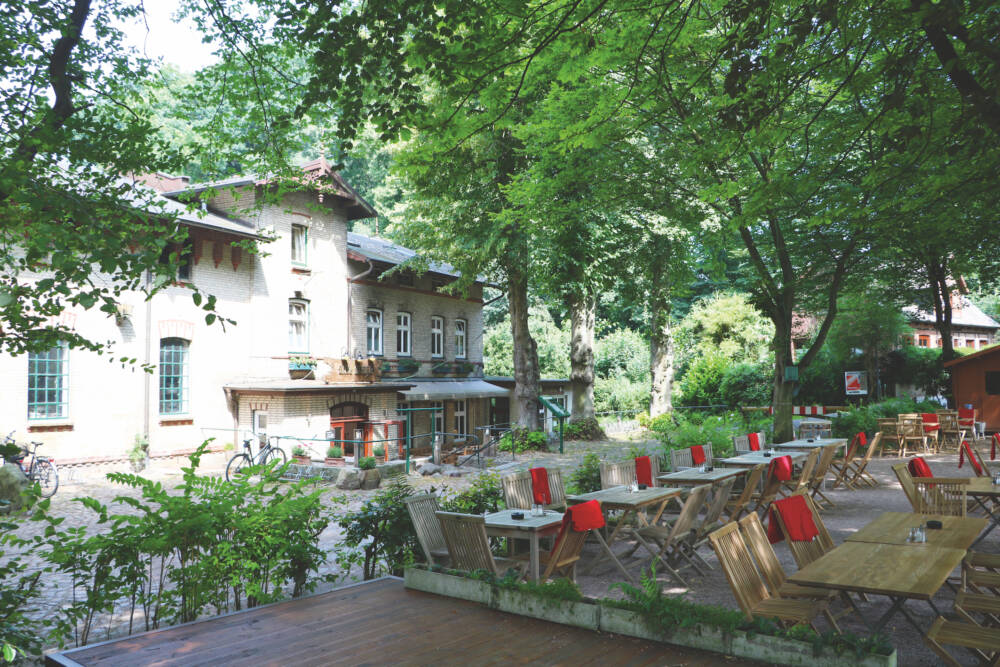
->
<box><xmin>677</xmin><ymin>352</ymin><xmax>729</xmax><ymax>407</ymax></box>
<box><xmin>373</xmin><ymin>445</ymin><xmax>385</xmax><ymax>457</ymax></box>
<box><xmin>439</xmin><ymin>472</ymin><xmax>504</xmax><ymax>514</ymax></box>
<box><xmin>498</xmin><ymin>429</ymin><xmax>548</xmax><ymax>453</ymax></box>
<box><xmin>291</xmin><ymin>445</ymin><xmax>307</xmax><ymax>457</ymax></box>
<box><xmin>335</xmin><ymin>476</ymin><xmax>416</xmax><ymax>579</ymax></box>
<box><xmin>594</xmin><ymin>375</ymin><xmax>649</xmax><ymax>413</ymax></box>
<box><xmin>563</xmin><ymin>417</ymin><xmax>605</xmax><ymax>441</ymax></box>
<box><xmin>718</xmin><ymin>363</ymin><xmax>772</xmax><ymax>407</ymax></box>
<box><xmin>832</xmin><ymin>397</ymin><xmax>943</xmax><ymax>439</ymax></box>
<box><xmin>358</xmin><ymin>456</ymin><xmax>377</xmax><ymax>470</ymax></box>
<box><xmin>326</xmin><ymin>445</ymin><xmax>343</xmax><ymax>458</ymax></box>
<box><xmin>650</xmin><ymin>411</ymin><xmax>751</xmax><ymax>459</ymax></box>
<box><xmin>567</xmin><ymin>453</ymin><xmax>602</xmax><ymax>494</ymax></box>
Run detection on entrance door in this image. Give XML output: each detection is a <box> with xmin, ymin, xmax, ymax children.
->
<box><xmin>330</xmin><ymin>402</ymin><xmax>369</xmax><ymax>459</ymax></box>
<box><xmin>490</xmin><ymin>397</ymin><xmax>510</xmax><ymax>427</ymax></box>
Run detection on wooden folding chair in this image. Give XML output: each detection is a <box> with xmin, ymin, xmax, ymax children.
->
<box><xmin>912</xmin><ymin>477</ymin><xmax>970</xmax><ymax>517</ymax></box>
<box><xmin>750</xmin><ymin>464</ymin><xmax>785</xmax><ymax>516</ymax></box>
<box><xmin>955</xmin><ymin>589</ymin><xmax>1000</xmax><ymax>629</ymax></box>
<box><xmin>632</xmin><ymin>484</ymin><xmax>712</xmax><ymax>586</ymax></box>
<box><xmin>691</xmin><ymin>477</ymin><xmax>737</xmax><ymax>556</ymax></box>
<box><xmin>726</xmin><ymin>464</ymin><xmax>765</xmax><ymax>521</ymax></box>
<box><xmin>962</xmin><ymin>552</ymin><xmax>1000</xmax><ymax>599</ymax></box>
<box><xmin>405</xmin><ymin>493</ymin><xmax>450</xmax><ymax>566</ymax></box>
<box><xmin>436</xmin><ymin>511</ymin><xmax>527</xmax><ymax>576</ymax></box>
<box><xmin>937</xmin><ymin>410</ymin><xmax>964</xmax><ymax>451</ymax></box>
<box><xmin>738</xmin><ymin>513</ymin><xmax>842</xmax><ymax>631</ymax></box>
<box><xmin>771</xmin><ymin>493</ymin><xmax>836</xmax><ymax>570</ymax></box>
<box><xmin>808</xmin><ymin>443</ymin><xmax>839</xmax><ymax>509</ymax></box>
<box><xmin>829</xmin><ymin>434</ymin><xmax>862</xmax><ymax>490</ymax></box>
<box><xmin>781</xmin><ymin>448</ymin><xmax>819</xmax><ymax>497</ymax></box>
<box><xmin>512</xmin><ymin>517</ymin><xmax>590</xmax><ymax>583</ymax></box>
<box><xmin>925</xmin><ymin>616</ymin><xmax>1000</xmax><ymax>666</ymax></box>
<box><xmin>922</xmin><ymin>412</ymin><xmax>942</xmax><ymax>453</ymax></box>
<box><xmin>959</xmin><ymin>408</ymin><xmax>978</xmax><ymax>438</ymax></box>
<box><xmin>877</xmin><ymin>418</ymin><xmax>902</xmax><ymax>456</ymax></box>
<box><xmin>899</xmin><ymin>414</ymin><xmax>929</xmax><ymax>457</ymax></box>
<box><xmin>600</xmin><ymin>460</ymin><xmax>636</xmax><ymax>489</ymax></box>
<box><xmin>841</xmin><ymin>432</ymin><xmax>883</xmax><ymax>489</ymax></box>
<box><xmin>501</xmin><ymin>471</ymin><xmax>534</xmax><ymax>510</ymax></box>
<box><xmin>708</xmin><ymin>522</ymin><xmax>830</xmax><ymax>631</ymax></box>
<box><xmin>892</xmin><ymin>462</ymin><xmax>921</xmax><ymax>512</ymax></box>
<box><xmin>966</xmin><ymin>439</ymin><xmax>995</xmax><ymax>478</ymax></box>
<box><xmin>733</xmin><ymin>434</ymin><xmax>750</xmax><ymax>455</ymax></box>
<box><xmin>670</xmin><ymin>445</ymin><xmax>713</xmax><ymax>471</ymax></box>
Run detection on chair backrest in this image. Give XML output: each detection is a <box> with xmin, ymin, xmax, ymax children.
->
<box><xmin>892</xmin><ymin>462</ymin><xmax>920</xmax><ymax>511</ymax></box>
<box><xmin>899</xmin><ymin>415</ymin><xmax>924</xmax><ymax>439</ymax></box>
<box><xmin>790</xmin><ymin>448</ymin><xmax>820</xmax><ymax>494</ymax></box>
<box><xmin>708</xmin><ymin>521</ymin><xmax>770</xmax><ymax>620</ymax></box>
<box><xmin>774</xmin><ymin>493</ymin><xmax>835</xmax><ymax>569</ymax></box>
<box><xmin>728</xmin><ymin>464</ymin><xmax>766</xmax><ymax>520</ymax></box>
<box><xmin>799</xmin><ymin>422</ymin><xmax>826</xmax><ymax>439</ymax></box>
<box><xmin>670</xmin><ymin>448</ymin><xmax>693</xmax><ymax>471</ymax></box>
<box><xmin>667</xmin><ymin>484</ymin><xmax>712</xmax><ymax>544</ymax></box>
<box><xmin>739</xmin><ymin>512</ymin><xmax>787</xmax><ymax>591</ymax></box>
<box><xmin>859</xmin><ymin>432</ymin><xmax>882</xmax><ymax>464</ymax></box>
<box><xmin>937</xmin><ymin>411</ymin><xmax>959</xmax><ymax>431</ymax></box>
<box><xmin>547</xmin><ymin>468</ymin><xmax>568</xmax><ymax>507</ymax></box>
<box><xmin>877</xmin><ymin>418</ymin><xmax>899</xmax><ymax>436</ymax></box>
<box><xmin>600</xmin><ymin>460</ymin><xmax>636</xmax><ymax>488</ymax></box>
<box><xmin>435</xmin><ymin>511</ymin><xmax>499</xmax><ymax>574</ymax></box>
<box><xmin>757</xmin><ymin>463</ymin><xmax>786</xmax><ymax>510</ymax></box>
<box><xmin>541</xmin><ymin>520</ymin><xmax>591</xmax><ymax>581</ymax></box>
<box><xmin>912</xmin><ymin>477</ymin><xmax>970</xmax><ymax>517</ymax></box>
<box><xmin>965</xmin><ymin>440</ymin><xmax>990</xmax><ymax>478</ymax></box>
<box><xmin>698</xmin><ymin>477</ymin><xmax>737</xmax><ymax>538</ymax></box>
<box><xmin>501</xmin><ymin>471</ymin><xmax>534</xmax><ymax>510</ymax></box>
<box><xmin>733</xmin><ymin>434</ymin><xmax>750</xmax><ymax>454</ymax></box>
<box><xmin>405</xmin><ymin>493</ymin><xmax>447</xmax><ymax>565</ymax></box>
<box><xmin>811</xmin><ymin>443</ymin><xmax>838</xmax><ymax>487</ymax></box>
<box><xmin>958</xmin><ymin>408</ymin><xmax>977</xmax><ymax>428</ymax></box>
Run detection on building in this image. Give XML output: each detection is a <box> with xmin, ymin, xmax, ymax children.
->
<box><xmin>904</xmin><ymin>296</ymin><xmax>999</xmax><ymax>350</ymax></box>
<box><xmin>0</xmin><ymin>159</ymin><xmax>542</xmax><ymax>464</ymax></box>
<box><xmin>944</xmin><ymin>346</ymin><xmax>1000</xmax><ymax>432</ymax></box>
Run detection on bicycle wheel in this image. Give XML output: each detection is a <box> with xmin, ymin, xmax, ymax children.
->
<box><xmin>262</xmin><ymin>446</ymin><xmax>287</xmax><ymax>467</ymax></box>
<box><xmin>33</xmin><ymin>458</ymin><xmax>58</xmax><ymax>498</ymax></box>
<box><xmin>225</xmin><ymin>453</ymin><xmax>252</xmax><ymax>482</ymax></box>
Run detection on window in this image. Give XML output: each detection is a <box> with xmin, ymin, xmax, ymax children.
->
<box><xmin>987</xmin><ymin>372</ymin><xmax>1000</xmax><ymax>395</ymax></box>
<box><xmin>968</xmin><ymin>339</ymin><xmax>978</xmax><ymax>349</ymax></box>
<box><xmin>159</xmin><ymin>338</ymin><xmax>189</xmax><ymax>414</ymax></box>
<box><xmin>289</xmin><ymin>300</ymin><xmax>309</xmax><ymax>352</ymax></box>
<box><xmin>291</xmin><ymin>224</ymin><xmax>307</xmax><ymax>265</ymax></box>
<box><xmin>28</xmin><ymin>343</ymin><xmax>68</xmax><ymax>419</ymax></box>
<box><xmin>430</xmin><ymin>316</ymin><xmax>444</xmax><ymax>358</ymax></box>
<box><xmin>252</xmin><ymin>410</ymin><xmax>268</xmax><ymax>447</ymax></box>
<box><xmin>431</xmin><ymin>401</ymin><xmax>444</xmax><ymax>434</ymax></box>
<box><xmin>396</xmin><ymin>312</ymin><xmax>411</xmax><ymax>356</ymax></box>
<box><xmin>366</xmin><ymin>309</ymin><xmax>383</xmax><ymax>356</ymax></box>
<box><xmin>454</xmin><ymin>400</ymin><xmax>467</xmax><ymax>436</ymax></box>
<box><xmin>455</xmin><ymin>319</ymin><xmax>467</xmax><ymax>359</ymax></box>
<box><xmin>918</xmin><ymin>335</ymin><xmax>929</xmax><ymax>347</ymax></box>
<box><xmin>936</xmin><ymin>337</ymin><xmax>943</xmax><ymax>348</ymax></box>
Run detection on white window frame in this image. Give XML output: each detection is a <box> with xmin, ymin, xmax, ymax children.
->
<box><xmin>430</xmin><ymin>316</ymin><xmax>444</xmax><ymax>358</ymax></box>
<box><xmin>288</xmin><ymin>299</ymin><xmax>309</xmax><ymax>353</ymax></box>
<box><xmin>454</xmin><ymin>319</ymin><xmax>467</xmax><ymax>359</ymax></box>
<box><xmin>454</xmin><ymin>399</ymin><xmax>467</xmax><ymax>436</ymax></box>
<box><xmin>396</xmin><ymin>312</ymin><xmax>411</xmax><ymax>357</ymax></box>
<box><xmin>431</xmin><ymin>401</ymin><xmax>444</xmax><ymax>435</ymax></box>
<box><xmin>366</xmin><ymin>309</ymin><xmax>384</xmax><ymax>356</ymax></box>
<box><xmin>291</xmin><ymin>224</ymin><xmax>307</xmax><ymax>265</ymax></box>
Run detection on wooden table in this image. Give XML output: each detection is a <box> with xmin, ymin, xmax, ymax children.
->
<box><xmin>720</xmin><ymin>451</ymin><xmax>806</xmax><ymax>468</ymax></box>
<box><xmin>567</xmin><ymin>486</ymin><xmax>683</xmax><ymax>582</ymax></box>
<box><xmin>774</xmin><ymin>438</ymin><xmax>847</xmax><ymax>452</ymax></box>
<box><xmin>965</xmin><ymin>477</ymin><xmax>1000</xmax><ymax>546</ymax></box>
<box><xmin>846</xmin><ymin>512</ymin><xmax>987</xmax><ymax>550</ymax></box>
<box><xmin>788</xmin><ymin>541</ymin><xmax>966</xmax><ymax>634</ymax></box>
<box><xmin>484</xmin><ymin>509</ymin><xmax>562</xmax><ymax>583</ymax></box>
<box><xmin>657</xmin><ymin>467</ymin><xmax>746</xmax><ymax>486</ymax></box>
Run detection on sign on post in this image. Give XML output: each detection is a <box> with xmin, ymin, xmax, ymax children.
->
<box><xmin>844</xmin><ymin>371</ymin><xmax>868</xmax><ymax>396</ymax></box>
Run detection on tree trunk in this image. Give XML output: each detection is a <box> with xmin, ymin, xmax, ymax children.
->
<box><xmin>649</xmin><ymin>286</ymin><xmax>674</xmax><ymax>418</ymax></box>
<box><xmin>568</xmin><ymin>290</ymin><xmax>596</xmax><ymax>422</ymax></box>
<box><xmin>927</xmin><ymin>258</ymin><xmax>956</xmax><ymax>363</ymax></box>
<box><xmin>508</xmin><ymin>264</ymin><xmax>541</xmax><ymax>430</ymax></box>
<box><xmin>771</xmin><ymin>324</ymin><xmax>796</xmax><ymax>443</ymax></box>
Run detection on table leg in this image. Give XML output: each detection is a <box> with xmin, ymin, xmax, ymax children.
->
<box><xmin>972</xmin><ymin>498</ymin><xmax>1000</xmax><ymax>547</ymax></box>
<box><xmin>648</xmin><ymin>498</ymin><xmax>670</xmax><ymax>526</ymax></box>
<box><xmin>591</xmin><ymin>530</ymin><xmax>635</xmax><ymax>584</ymax></box>
<box><xmin>530</xmin><ymin>533</ymin><xmax>540</xmax><ymax>582</ymax></box>
<box><xmin>584</xmin><ymin>509</ymin><xmax>633</xmax><ymax>574</ymax></box>
<box><xmin>871</xmin><ymin>596</ymin><xmax>908</xmax><ymax>633</ymax></box>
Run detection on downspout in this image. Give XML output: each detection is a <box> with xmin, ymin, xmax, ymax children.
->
<box><xmin>346</xmin><ymin>255</ymin><xmax>374</xmax><ymax>356</ymax></box>
<box><xmin>143</xmin><ymin>269</ymin><xmax>153</xmax><ymax>441</ymax></box>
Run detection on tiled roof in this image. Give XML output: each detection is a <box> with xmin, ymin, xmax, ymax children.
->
<box><xmin>903</xmin><ymin>297</ymin><xmax>1000</xmax><ymax>330</ymax></box>
<box><xmin>347</xmin><ymin>232</ymin><xmax>460</xmax><ymax>278</ymax></box>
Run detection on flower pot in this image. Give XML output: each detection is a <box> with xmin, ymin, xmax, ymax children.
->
<box><xmin>292</xmin><ymin>455</ymin><xmax>311</xmax><ymax>465</ymax></box>
<box><xmin>324</xmin><ymin>457</ymin><xmax>345</xmax><ymax>467</ymax></box>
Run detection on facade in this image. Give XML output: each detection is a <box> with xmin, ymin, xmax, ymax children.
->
<box><xmin>944</xmin><ymin>346</ymin><xmax>1000</xmax><ymax>432</ymax></box>
<box><xmin>0</xmin><ymin>160</ymin><xmax>521</xmax><ymax>464</ymax></box>
<box><xmin>904</xmin><ymin>296</ymin><xmax>999</xmax><ymax>350</ymax></box>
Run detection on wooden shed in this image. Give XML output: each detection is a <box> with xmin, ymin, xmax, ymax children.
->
<box><xmin>944</xmin><ymin>345</ymin><xmax>1000</xmax><ymax>432</ymax></box>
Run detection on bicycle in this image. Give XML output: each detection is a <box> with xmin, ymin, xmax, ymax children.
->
<box><xmin>225</xmin><ymin>436</ymin><xmax>287</xmax><ymax>481</ymax></box>
<box><xmin>3</xmin><ymin>432</ymin><xmax>58</xmax><ymax>498</ymax></box>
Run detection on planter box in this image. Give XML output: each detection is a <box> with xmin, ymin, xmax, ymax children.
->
<box><xmin>404</xmin><ymin>568</ymin><xmax>492</xmax><ymax>605</ymax></box>
<box><xmin>599</xmin><ymin>606</ymin><xmax>730</xmax><ymax>653</ymax></box>
<box><xmin>324</xmin><ymin>457</ymin><xmax>345</xmax><ymax>467</ymax></box>
<box><xmin>494</xmin><ymin>589</ymin><xmax>598</xmax><ymax>630</ymax></box>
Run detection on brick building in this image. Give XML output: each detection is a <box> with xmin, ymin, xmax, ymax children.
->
<box><xmin>904</xmin><ymin>296</ymin><xmax>999</xmax><ymax>350</ymax></box>
<box><xmin>0</xmin><ymin>160</ymin><xmax>531</xmax><ymax>464</ymax></box>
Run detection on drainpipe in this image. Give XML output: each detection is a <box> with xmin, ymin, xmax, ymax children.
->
<box><xmin>143</xmin><ymin>269</ymin><xmax>153</xmax><ymax>441</ymax></box>
<box><xmin>346</xmin><ymin>256</ymin><xmax>374</xmax><ymax>356</ymax></box>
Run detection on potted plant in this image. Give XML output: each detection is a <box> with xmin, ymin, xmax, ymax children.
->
<box><xmin>128</xmin><ymin>434</ymin><xmax>150</xmax><ymax>472</ymax></box>
<box><xmin>358</xmin><ymin>456</ymin><xmax>381</xmax><ymax>489</ymax></box>
<box><xmin>396</xmin><ymin>357</ymin><xmax>420</xmax><ymax>375</ymax></box>
<box><xmin>291</xmin><ymin>445</ymin><xmax>311</xmax><ymax>465</ymax></box>
<box><xmin>325</xmin><ymin>445</ymin><xmax>345</xmax><ymax>466</ymax></box>
<box><xmin>372</xmin><ymin>444</ymin><xmax>385</xmax><ymax>461</ymax></box>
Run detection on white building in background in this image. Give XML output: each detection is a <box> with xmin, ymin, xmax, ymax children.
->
<box><xmin>0</xmin><ymin>160</ymin><xmax>560</xmax><ymax>465</ymax></box>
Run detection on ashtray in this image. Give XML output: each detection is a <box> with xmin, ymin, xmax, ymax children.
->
<box><xmin>807</xmin><ymin>438</ymin><xmax>815</xmax><ymax>443</ymax></box>
<box><xmin>926</xmin><ymin>520</ymin><xmax>943</xmax><ymax>530</ymax></box>
<box><xmin>511</xmin><ymin>512</ymin><xmax>524</xmax><ymax>520</ymax></box>
<box><xmin>763</xmin><ymin>452</ymin><xmax>772</xmax><ymax>457</ymax></box>
<box><xmin>705</xmin><ymin>466</ymin><xmax>714</xmax><ymax>472</ymax></box>
<box><xmin>638</xmin><ymin>484</ymin><xmax>648</xmax><ymax>490</ymax></box>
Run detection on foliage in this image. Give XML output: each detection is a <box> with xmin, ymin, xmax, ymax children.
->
<box><xmin>676</xmin><ymin>353</ymin><xmax>730</xmax><ymax>408</ymax></box>
<box><xmin>0</xmin><ymin>496</ymin><xmax>45</xmax><ymax>663</ymax></box>
<box><xmin>335</xmin><ymin>476</ymin><xmax>416</xmax><ymax>580</ymax></box>
<box><xmin>594</xmin><ymin>376</ymin><xmax>650</xmax><ymax>415</ymax></box>
<box><xmin>483</xmin><ymin>308</ymin><xmax>570</xmax><ymax>378</ymax></box>
<box><xmin>595</xmin><ymin>329</ymin><xmax>649</xmax><ymax>384</ymax></box>
<box><xmin>833</xmin><ymin>397</ymin><xmax>944</xmax><ymax>440</ymax></box>
<box><xmin>28</xmin><ymin>443</ymin><xmax>331</xmax><ymax>648</ymax></box>
<box><xmin>566</xmin><ymin>453</ymin><xmax>602</xmax><ymax>495</ymax></box>
<box><xmin>372</xmin><ymin>445</ymin><xmax>385</xmax><ymax>458</ymax></box>
<box><xmin>439</xmin><ymin>473</ymin><xmax>504</xmax><ymax>515</ymax></box>
<box><xmin>291</xmin><ymin>445</ymin><xmax>307</xmax><ymax>457</ymax></box>
<box><xmin>326</xmin><ymin>446</ymin><xmax>343</xmax><ymax>459</ymax></box>
<box><xmin>884</xmin><ymin>347</ymin><xmax>950</xmax><ymax>400</ymax></box>
<box><xmin>717</xmin><ymin>363</ymin><xmax>774</xmax><ymax>408</ymax></box>
<box><xmin>826</xmin><ymin>294</ymin><xmax>909</xmax><ymax>399</ymax></box>
<box><xmin>497</xmin><ymin>429</ymin><xmax>548</xmax><ymax>454</ymax></box>
<box><xmin>563</xmin><ymin>418</ymin><xmax>604</xmax><ymax>441</ymax></box>
<box><xmin>358</xmin><ymin>457</ymin><xmax>377</xmax><ymax>471</ymax></box>
<box><xmin>128</xmin><ymin>434</ymin><xmax>149</xmax><ymax>467</ymax></box>
<box><xmin>649</xmin><ymin>412</ymin><xmax>751</xmax><ymax>459</ymax></box>
<box><xmin>608</xmin><ymin>568</ymin><xmax>892</xmax><ymax>658</ymax></box>
<box><xmin>675</xmin><ymin>293</ymin><xmax>774</xmax><ymax>371</ymax></box>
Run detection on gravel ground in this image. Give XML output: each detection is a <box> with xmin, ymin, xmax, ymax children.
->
<box><xmin>9</xmin><ymin>437</ymin><xmax>996</xmax><ymax>665</ymax></box>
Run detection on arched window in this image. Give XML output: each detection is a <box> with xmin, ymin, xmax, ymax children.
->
<box><xmin>159</xmin><ymin>338</ymin><xmax>190</xmax><ymax>414</ymax></box>
<box><xmin>454</xmin><ymin>319</ymin><xmax>467</xmax><ymax>359</ymax></box>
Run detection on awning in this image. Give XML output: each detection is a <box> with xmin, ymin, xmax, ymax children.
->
<box><xmin>400</xmin><ymin>379</ymin><xmax>510</xmax><ymax>401</ymax></box>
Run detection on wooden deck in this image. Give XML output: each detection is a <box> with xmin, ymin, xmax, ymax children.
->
<box><xmin>46</xmin><ymin>577</ymin><xmax>762</xmax><ymax>666</ymax></box>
